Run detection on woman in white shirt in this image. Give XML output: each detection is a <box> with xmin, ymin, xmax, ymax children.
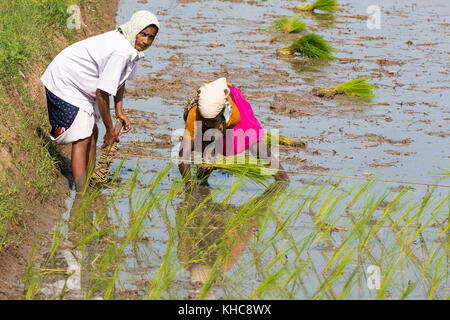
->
<box><xmin>41</xmin><ymin>11</ymin><xmax>159</xmax><ymax>191</ymax></box>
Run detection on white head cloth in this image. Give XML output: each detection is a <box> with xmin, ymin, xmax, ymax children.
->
<box><xmin>198</xmin><ymin>77</ymin><xmax>230</xmax><ymax>119</ymax></box>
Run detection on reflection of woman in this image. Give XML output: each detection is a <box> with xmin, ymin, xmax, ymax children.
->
<box><xmin>177</xmin><ymin>187</ymin><xmax>255</xmax><ymax>290</ymax></box>
<box><xmin>41</xmin><ymin>11</ymin><xmax>160</xmax><ymax>191</ymax></box>
<box><xmin>178</xmin><ymin>77</ymin><xmax>289</xmax><ymax>189</ymax></box>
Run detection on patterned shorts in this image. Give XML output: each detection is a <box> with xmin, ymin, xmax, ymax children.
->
<box><xmin>45</xmin><ymin>88</ymin><xmax>79</xmax><ymax>138</ymax></box>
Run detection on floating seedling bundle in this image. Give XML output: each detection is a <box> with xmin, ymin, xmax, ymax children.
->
<box><xmin>313</xmin><ymin>77</ymin><xmax>375</xmax><ymax>99</ymax></box>
<box><xmin>264</xmin><ymin>130</ymin><xmax>306</xmax><ymax>148</ymax></box>
<box><xmin>267</xmin><ymin>15</ymin><xmax>307</xmax><ymax>33</ymax></box>
<box><xmin>295</xmin><ymin>0</ymin><xmax>340</xmax><ymax>13</ymax></box>
<box><xmin>278</xmin><ymin>33</ymin><xmax>336</xmax><ymax>60</ymax></box>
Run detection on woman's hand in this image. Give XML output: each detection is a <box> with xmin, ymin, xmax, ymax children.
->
<box><xmin>114</xmin><ymin>84</ymin><xmax>131</xmax><ymax>136</ymax></box>
<box><xmin>101</xmin><ymin>129</ymin><xmax>120</xmax><ymax>153</ymax></box>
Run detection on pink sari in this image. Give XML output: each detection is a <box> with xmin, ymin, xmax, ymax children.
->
<box><xmin>222</xmin><ymin>86</ymin><xmax>265</xmax><ymax>156</ymax></box>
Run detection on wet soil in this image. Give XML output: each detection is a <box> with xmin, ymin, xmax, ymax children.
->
<box><xmin>114</xmin><ymin>0</ymin><xmax>449</xmax><ymax>185</ymax></box>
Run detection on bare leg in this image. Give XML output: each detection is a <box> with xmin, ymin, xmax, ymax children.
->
<box><xmin>86</xmin><ymin>124</ymin><xmax>98</xmax><ymax>174</ymax></box>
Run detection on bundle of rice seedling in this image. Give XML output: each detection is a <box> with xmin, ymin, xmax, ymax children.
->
<box><xmin>334</xmin><ymin>78</ymin><xmax>375</xmax><ymax>98</ymax></box>
<box><xmin>267</xmin><ymin>15</ymin><xmax>307</xmax><ymax>33</ymax></box>
<box><xmin>205</xmin><ymin>154</ymin><xmax>277</xmax><ymax>185</ymax></box>
<box><xmin>313</xmin><ymin>78</ymin><xmax>375</xmax><ymax>99</ymax></box>
<box><xmin>284</xmin><ymin>33</ymin><xmax>336</xmax><ymax>59</ymax></box>
<box><xmin>264</xmin><ymin>130</ymin><xmax>306</xmax><ymax>148</ymax></box>
<box><xmin>295</xmin><ymin>0</ymin><xmax>340</xmax><ymax>13</ymax></box>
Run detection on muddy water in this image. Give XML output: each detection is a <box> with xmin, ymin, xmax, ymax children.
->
<box><xmin>36</xmin><ymin>0</ymin><xmax>449</xmax><ymax>299</ymax></box>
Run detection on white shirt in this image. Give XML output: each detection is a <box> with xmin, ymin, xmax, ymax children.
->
<box><xmin>41</xmin><ymin>30</ymin><xmax>139</xmax><ymax>115</ymax></box>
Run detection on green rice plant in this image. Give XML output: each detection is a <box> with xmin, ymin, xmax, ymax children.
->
<box><xmin>205</xmin><ymin>154</ymin><xmax>277</xmax><ymax>186</ymax></box>
<box><xmin>279</xmin><ymin>33</ymin><xmax>336</xmax><ymax>59</ymax></box>
<box><xmin>432</xmin><ymin>160</ymin><xmax>450</xmax><ymax>176</ymax></box>
<box><xmin>334</xmin><ymin>78</ymin><xmax>375</xmax><ymax>98</ymax></box>
<box><xmin>267</xmin><ymin>16</ymin><xmax>307</xmax><ymax>33</ymax></box>
<box><xmin>295</xmin><ymin>0</ymin><xmax>340</xmax><ymax>13</ymax></box>
<box><xmin>314</xmin><ymin>78</ymin><xmax>375</xmax><ymax>100</ymax></box>
<box><xmin>24</xmin><ymin>235</ymin><xmax>40</xmax><ymax>299</ymax></box>
<box><xmin>23</xmin><ymin>161</ymin><xmax>450</xmax><ymax>300</ymax></box>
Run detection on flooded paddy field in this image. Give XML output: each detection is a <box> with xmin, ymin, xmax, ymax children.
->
<box><xmin>24</xmin><ymin>0</ymin><xmax>448</xmax><ymax>299</ymax></box>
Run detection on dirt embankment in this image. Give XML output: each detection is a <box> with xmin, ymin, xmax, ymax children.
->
<box><xmin>0</xmin><ymin>0</ymin><xmax>119</xmax><ymax>299</ymax></box>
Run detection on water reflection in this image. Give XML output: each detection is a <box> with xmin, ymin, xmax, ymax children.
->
<box><xmin>176</xmin><ymin>183</ymin><xmax>286</xmax><ymax>299</ymax></box>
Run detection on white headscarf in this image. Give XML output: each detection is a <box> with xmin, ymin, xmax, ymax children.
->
<box><xmin>198</xmin><ymin>77</ymin><xmax>230</xmax><ymax>119</ymax></box>
<box><xmin>118</xmin><ymin>11</ymin><xmax>160</xmax><ymax>58</ymax></box>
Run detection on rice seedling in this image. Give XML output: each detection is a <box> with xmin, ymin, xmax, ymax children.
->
<box><xmin>313</xmin><ymin>77</ymin><xmax>375</xmax><ymax>100</ymax></box>
<box><xmin>23</xmin><ymin>160</ymin><xmax>449</xmax><ymax>300</ymax></box>
<box><xmin>203</xmin><ymin>154</ymin><xmax>278</xmax><ymax>186</ymax></box>
<box><xmin>432</xmin><ymin>160</ymin><xmax>450</xmax><ymax>176</ymax></box>
<box><xmin>264</xmin><ymin>130</ymin><xmax>306</xmax><ymax>148</ymax></box>
<box><xmin>278</xmin><ymin>33</ymin><xmax>336</xmax><ymax>60</ymax></box>
<box><xmin>295</xmin><ymin>0</ymin><xmax>340</xmax><ymax>14</ymax></box>
<box><xmin>90</xmin><ymin>119</ymin><xmax>124</xmax><ymax>186</ymax></box>
<box><xmin>267</xmin><ymin>15</ymin><xmax>307</xmax><ymax>33</ymax></box>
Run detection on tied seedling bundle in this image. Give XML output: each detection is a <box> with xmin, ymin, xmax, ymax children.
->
<box><xmin>295</xmin><ymin>0</ymin><xmax>340</xmax><ymax>14</ymax></box>
<box><xmin>264</xmin><ymin>130</ymin><xmax>306</xmax><ymax>148</ymax></box>
<box><xmin>313</xmin><ymin>77</ymin><xmax>375</xmax><ymax>100</ymax></box>
<box><xmin>278</xmin><ymin>33</ymin><xmax>336</xmax><ymax>60</ymax></box>
<box><xmin>203</xmin><ymin>154</ymin><xmax>277</xmax><ymax>186</ymax></box>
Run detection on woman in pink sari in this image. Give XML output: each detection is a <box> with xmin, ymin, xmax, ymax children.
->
<box><xmin>179</xmin><ymin>77</ymin><xmax>289</xmax><ymax>188</ymax></box>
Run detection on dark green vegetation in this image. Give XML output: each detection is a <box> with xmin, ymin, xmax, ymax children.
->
<box><xmin>289</xmin><ymin>33</ymin><xmax>336</xmax><ymax>59</ymax></box>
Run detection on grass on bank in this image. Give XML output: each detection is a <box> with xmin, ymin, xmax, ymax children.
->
<box><xmin>0</xmin><ymin>0</ymin><xmax>76</xmax><ymax>250</ymax></box>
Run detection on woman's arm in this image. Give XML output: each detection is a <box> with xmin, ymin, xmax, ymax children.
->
<box><xmin>97</xmin><ymin>88</ymin><xmax>119</xmax><ymax>152</ymax></box>
<box><xmin>114</xmin><ymin>83</ymin><xmax>131</xmax><ymax>136</ymax></box>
